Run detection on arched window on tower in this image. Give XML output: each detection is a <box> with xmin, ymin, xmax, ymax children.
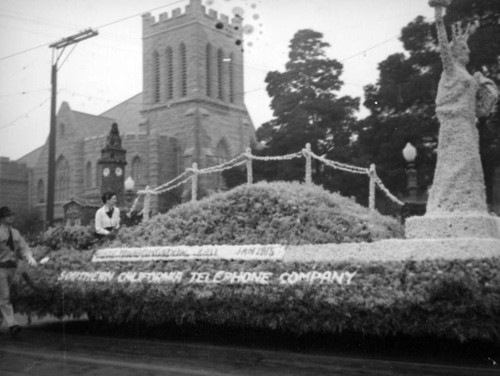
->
<box><xmin>55</xmin><ymin>155</ymin><xmax>70</xmax><ymax>201</ymax></box>
<box><xmin>206</xmin><ymin>43</ymin><xmax>212</xmax><ymax>97</ymax></box>
<box><xmin>217</xmin><ymin>48</ymin><xmax>224</xmax><ymax>100</ymax></box>
<box><xmin>166</xmin><ymin>46</ymin><xmax>173</xmax><ymax>100</ymax></box>
<box><xmin>180</xmin><ymin>43</ymin><xmax>187</xmax><ymax>97</ymax></box>
<box><xmin>37</xmin><ymin>179</ymin><xmax>45</xmax><ymax>203</ymax></box>
<box><xmin>131</xmin><ymin>156</ymin><xmax>142</xmax><ymax>184</ymax></box>
<box><xmin>85</xmin><ymin>161</ymin><xmax>92</xmax><ymax>188</ymax></box>
<box><xmin>215</xmin><ymin>139</ymin><xmax>230</xmax><ymax>189</ymax></box>
<box><xmin>153</xmin><ymin>50</ymin><xmax>161</xmax><ymax>103</ymax></box>
<box><xmin>229</xmin><ymin>52</ymin><xmax>234</xmax><ymax>103</ymax></box>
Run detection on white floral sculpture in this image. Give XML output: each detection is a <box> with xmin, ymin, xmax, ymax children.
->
<box><xmin>406</xmin><ymin>0</ymin><xmax>499</xmax><ymax>239</ymax></box>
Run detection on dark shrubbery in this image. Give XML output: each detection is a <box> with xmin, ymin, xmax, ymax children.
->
<box><xmin>13</xmin><ymin>250</ymin><xmax>500</xmax><ymax>343</ymax></box>
<box><xmin>40</xmin><ymin>225</ymin><xmax>101</xmax><ymax>251</ymax></box>
<box><xmin>115</xmin><ymin>182</ymin><xmax>403</xmax><ymax>247</ymax></box>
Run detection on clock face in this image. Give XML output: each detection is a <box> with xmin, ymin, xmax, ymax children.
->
<box><xmin>103</xmin><ymin>167</ymin><xmax>110</xmax><ymax>177</ymax></box>
<box><xmin>115</xmin><ymin>167</ymin><xmax>123</xmax><ymax>176</ymax></box>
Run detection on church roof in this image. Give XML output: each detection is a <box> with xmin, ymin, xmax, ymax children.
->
<box><xmin>72</xmin><ymin>111</ymin><xmax>115</xmax><ymax>139</ymax></box>
<box><xmin>16</xmin><ymin>145</ymin><xmax>43</xmax><ymax>168</ymax></box>
<box><xmin>15</xmin><ymin>94</ymin><xmax>144</xmax><ymax>164</ymax></box>
<box><xmin>99</xmin><ymin>93</ymin><xmax>143</xmax><ymax>134</ymax></box>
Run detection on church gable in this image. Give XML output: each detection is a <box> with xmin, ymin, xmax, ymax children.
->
<box><xmin>72</xmin><ymin>111</ymin><xmax>115</xmax><ymax>139</ymax></box>
<box><xmin>99</xmin><ymin>93</ymin><xmax>144</xmax><ymax>134</ymax></box>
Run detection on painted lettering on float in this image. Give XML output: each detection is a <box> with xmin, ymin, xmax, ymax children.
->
<box><xmin>58</xmin><ymin>270</ymin><xmax>357</xmax><ymax>285</ymax></box>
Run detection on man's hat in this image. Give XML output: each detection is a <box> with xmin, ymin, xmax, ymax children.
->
<box><xmin>0</xmin><ymin>206</ymin><xmax>14</xmax><ymax>219</ymax></box>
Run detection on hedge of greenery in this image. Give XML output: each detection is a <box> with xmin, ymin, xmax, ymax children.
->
<box><xmin>114</xmin><ymin>182</ymin><xmax>403</xmax><ymax>247</ymax></box>
<box><xmin>39</xmin><ymin>211</ymin><xmax>143</xmax><ymax>251</ymax></box>
<box><xmin>40</xmin><ymin>225</ymin><xmax>101</xmax><ymax>251</ymax></box>
<box><xmin>13</xmin><ymin>249</ymin><xmax>500</xmax><ymax>342</ymax></box>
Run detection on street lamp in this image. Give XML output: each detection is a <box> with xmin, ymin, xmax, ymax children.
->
<box><xmin>402</xmin><ymin>142</ymin><xmax>418</xmax><ymax>201</ymax></box>
<box><xmin>124</xmin><ymin>176</ymin><xmax>136</xmax><ymax>209</ymax></box>
<box><xmin>124</xmin><ymin>177</ymin><xmax>135</xmax><ymax>192</ymax></box>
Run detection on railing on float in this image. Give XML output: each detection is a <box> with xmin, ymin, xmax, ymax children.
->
<box><xmin>129</xmin><ymin>143</ymin><xmax>404</xmax><ymax>221</ymax></box>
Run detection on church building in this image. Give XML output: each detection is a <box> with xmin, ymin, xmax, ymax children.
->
<box><xmin>3</xmin><ymin>0</ymin><xmax>256</xmax><ymax>221</ymax></box>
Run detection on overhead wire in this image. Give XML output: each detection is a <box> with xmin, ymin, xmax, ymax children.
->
<box><xmin>0</xmin><ymin>97</ymin><xmax>51</xmax><ymax>130</ymax></box>
<box><xmin>96</xmin><ymin>0</ymin><xmax>185</xmax><ymax>29</ymax></box>
<box><xmin>0</xmin><ymin>0</ymin><xmax>186</xmax><ymax>62</ymax></box>
<box><xmin>0</xmin><ymin>1</ymin><xmax>187</xmax><ymax>132</ymax></box>
<box><xmin>339</xmin><ymin>35</ymin><xmax>399</xmax><ymax>63</ymax></box>
<box><xmin>0</xmin><ymin>2</ymin><xmax>403</xmax><ymax>132</ymax></box>
<box><xmin>0</xmin><ymin>8</ymin><xmax>80</xmax><ymax>31</ymax></box>
<box><xmin>0</xmin><ymin>42</ymin><xmax>53</xmax><ymax>62</ymax></box>
<box><xmin>0</xmin><ymin>88</ymin><xmax>50</xmax><ymax>98</ymax></box>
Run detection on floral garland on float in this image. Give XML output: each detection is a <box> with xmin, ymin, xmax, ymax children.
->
<box><xmin>92</xmin><ymin>244</ymin><xmax>286</xmax><ymax>262</ymax></box>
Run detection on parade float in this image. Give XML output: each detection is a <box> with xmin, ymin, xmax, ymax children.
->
<box><xmin>12</xmin><ymin>0</ymin><xmax>500</xmax><ymax>345</ymax></box>
<box><xmin>12</xmin><ymin>180</ymin><xmax>500</xmax><ymax>343</ymax></box>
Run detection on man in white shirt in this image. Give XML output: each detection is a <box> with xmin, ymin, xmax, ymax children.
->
<box><xmin>95</xmin><ymin>192</ymin><xmax>121</xmax><ymax>238</ymax></box>
<box><xmin>0</xmin><ymin>206</ymin><xmax>37</xmax><ymax>338</ymax></box>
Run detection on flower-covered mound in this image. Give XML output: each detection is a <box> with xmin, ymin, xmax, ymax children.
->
<box><xmin>115</xmin><ymin>182</ymin><xmax>403</xmax><ymax>247</ymax></box>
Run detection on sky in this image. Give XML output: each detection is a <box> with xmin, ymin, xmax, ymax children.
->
<box><xmin>0</xmin><ymin>0</ymin><xmax>435</xmax><ymax>160</ymax></box>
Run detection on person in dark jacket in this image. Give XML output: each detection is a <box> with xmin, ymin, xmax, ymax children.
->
<box><xmin>0</xmin><ymin>206</ymin><xmax>37</xmax><ymax>338</ymax></box>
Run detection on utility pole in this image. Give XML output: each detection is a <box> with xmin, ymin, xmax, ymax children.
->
<box><xmin>46</xmin><ymin>29</ymin><xmax>98</xmax><ymax>227</ymax></box>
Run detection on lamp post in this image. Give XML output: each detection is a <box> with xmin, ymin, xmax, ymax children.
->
<box><xmin>124</xmin><ymin>176</ymin><xmax>136</xmax><ymax>208</ymax></box>
<box><xmin>402</xmin><ymin>142</ymin><xmax>418</xmax><ymax>202</ymax></box>
<box><xmin>124</xmin><ymin>176</ymin><xmax>135</xmax><ymax>192</ymax></box>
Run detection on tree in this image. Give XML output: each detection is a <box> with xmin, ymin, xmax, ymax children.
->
<box><xmin>13</xmin><ymin>207</ymin><xmax>43</xmax><ymax>244</ymax></box>
<box><xmin>254</xmin><ymin>29</ymin><xmax>359</xmax><ymax>190</ymax></box>
<box><xmin>356</xmin><ymin>1</ymin><xmax>500</xmax><ymax>209</ymax></box>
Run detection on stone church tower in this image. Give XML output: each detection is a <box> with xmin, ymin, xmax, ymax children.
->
<box><xmin>141</xmin><ymin>0</ymin><xmax>255</xmax><ymax>211</ymax></box>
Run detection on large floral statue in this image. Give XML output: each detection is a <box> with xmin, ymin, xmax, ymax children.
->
<box><xmin>426</xmin><ymin>0</ymin><xmax>498</xmax><ymax>215</ymax></box>
<box><xmin>406</xmin><ymin>0</ymin><xmax>499</xmax><ymax>239</ymax></box>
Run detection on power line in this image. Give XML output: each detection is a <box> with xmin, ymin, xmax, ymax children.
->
<box><xmin>0</xmin><ymin>8</ymin><xmax>80</xmax><ymax>31</ymax></box>
<box><xmin>0</xmin><ymin>97</ymin><xmax>51</xmax><ymax>130</ymax></box>
<box><xmin>0</xmin><ymin>41</ymin><xmax>53</xmax><ymax>62</ymax></box>
<box><xmin>340</xmin><ymin>35</ymin><xmax>399</xmax><ymax>62</ymax></box>
<box><xmin>0</xmin><ymin>8</ymin><xmax>140</xmax><ymax>48</ymax></box>
<box><xmin>96</xmin><ymin>0</ymin><xmax>185</xmax><ymax>29</ymax></box>
<box><xmin>0</xmin><ymin>78</ymin><xmax>365</xmax><ymax>133</ymax></box>
<box><xmin>60</xmin><ymin>89</ymin><xmax>142</xmax><ymax>106</ymax></box>
<box><xmin>0</xmin><ymin>88</ymin><xmax>50</xmax><ymax>98</ymax></box>
<box><xmin>0</xmin><ymin>0</ymin><xmax>186</xmax><ymax>62</ymax></box>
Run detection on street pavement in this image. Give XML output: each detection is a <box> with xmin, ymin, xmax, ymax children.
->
<box><xmin>1</xmin><ymin>317</ymin><xmax>499</xmax><ymax>376</ymax></box>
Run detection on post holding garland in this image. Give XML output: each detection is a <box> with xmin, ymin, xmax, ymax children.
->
<box><xmin>369</xmin><ymin>164</ymin><xmax>376</xmax><ymax>212</ymax></box>
<box><xmin>304</xmin><ymin>143</ymin><xmax>312</xmax><ymax>185</ymax></box>
<box><xmin>191</xmin><ymin>162</ymin><xmax>198</xmax><ymax>202</ymax></box>
<box><xmin>143</xmin><ymin>186</ymin><xmax>151</xmax><ymax>221</ymax></box>
<box><xmin>130</xmin><ymin>143</ymin><xmax>402</xmax><ymax>217</ymax></box>
<box><xmin>246</xmin><ymin>148</ymin><xmax>253</xmax><ymax>186</ymax></box>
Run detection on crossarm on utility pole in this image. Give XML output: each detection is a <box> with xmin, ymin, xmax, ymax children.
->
<box><xmin>45</xmin><ymin>28</ymin><xmax>98</xmax><ymax>227</ymax></box>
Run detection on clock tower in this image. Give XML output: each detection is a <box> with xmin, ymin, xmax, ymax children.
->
<box><xmin>98</xmin><ymin>123</ymin><xmax>127</xmax><ymax>205</ymax></box>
